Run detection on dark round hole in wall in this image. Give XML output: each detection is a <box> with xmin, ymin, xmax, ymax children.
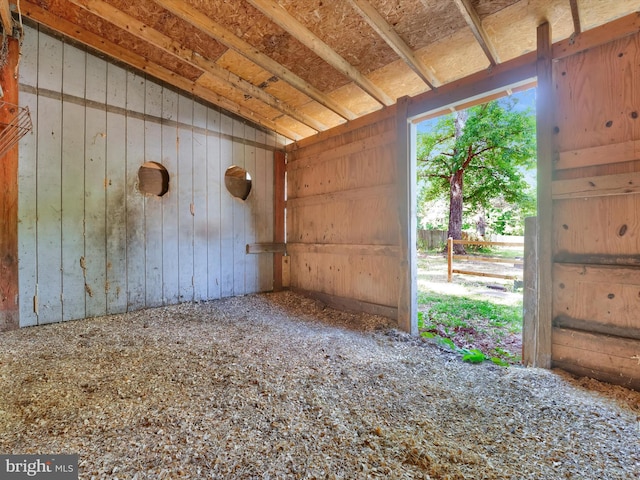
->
<box><xmin>225</xmin><ymin>165</ymin><xmax>252</xmax><ymax>201</ymax></box>
<box><xmin>138</xmin><ymin>162</ymin><xmax>170</xmax><ymax>197</ymax></box>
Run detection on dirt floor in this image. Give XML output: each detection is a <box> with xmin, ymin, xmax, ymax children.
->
<box><xmin>0</xmin><ymin>292</ymin><xmax>638</xmax><ymax>479</ymax></box>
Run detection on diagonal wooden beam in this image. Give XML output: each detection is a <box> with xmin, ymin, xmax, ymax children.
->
<box><xmin>66</xmin><ymin>0</ymin><xmax>326</xmax><ymax>133</ymax></box>
<box><xmin>569</xmin><ymin>0</ymin><xmax>581</xmax><ymax>34</ymax></box>
<box><xmin>152</xmin><ymin>0</ymin><xmax>356</xmax><ymax>121</ymax></box>
<box><xmin>20</xmin><ymin>0</ymin><xmax>303</xmax><ymax>140</ymax></box>
<box><xmin>0</xmin><ymin>0</ymin><xmax>12</xmax><ymax>34</ymax></box>
<box><xmin>246</xmin><ymin>0</ymin><xmax>394</xmax><ymax>106</ymax></box>
<box><xmin>450</xmin><ymin>0</ymin><xmax>500</xmax><ymax>65</ymax></box>
<box><xmin>347</xmin><ymin>0</ymin><xmax>439</xmax><ymax>89</ymax></box>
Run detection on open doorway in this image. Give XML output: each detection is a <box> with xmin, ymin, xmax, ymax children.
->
<box><xmin>412</xmin><ymin>87</ymin><xmax>537</xmax><ymax>366</ymax></box>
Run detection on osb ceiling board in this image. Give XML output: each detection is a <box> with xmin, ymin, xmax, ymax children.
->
<box><xmin>276</xmin><ymin>0</ymin><xmax>399</xmax><ymax>75</ymax></box>
<box><xmin>17</xmin><ymin>0</ymin><xmax>640</xmax><ymax>141</ymax></box>
<box><xmin>104</xmin><ymin>0</ymin><xmax>228</xmax><ymax>61</ymax></box>
<box><xmin>369</xmin><ymin>0</ymin><xmax>466</xmax><ymax>51</ymax></box>
<box><xmin>484</xmin><ymin>0</ymin><xmax>574</xmax><ymax>60</ymax></box>
<box><xmin>416</xmin><ymin>29</ymin><xmax>490</xmax><ymax>84</ymax></box>
<box><xmin>471</xmin><ymin>0</ymin><xmax>520</xmax><ymax>19</ymax></box>
<box><xmin>297</xmin><ymin>101</ymin><xmax>347</xmax><ymax>130</ymax></box>
<box><xmin>189</xmin><ymin>0</ymin><xmax>354</xmax><ymax>93</ymax></box>
<box><xmin>578</xmin><ymin>0</ymin><xmax>640</xmax><ymax>31</ymax></box>
<box><xmin>31</xmin><ymin>0</ymin><xmax>203</xmax><ymax>81</ymax></box>
<box><xmin>328</xmin><ymin>82</ymin><xmax>382</xmax><ymax>117</ymax></box>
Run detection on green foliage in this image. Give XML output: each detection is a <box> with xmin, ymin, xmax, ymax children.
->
<box><xmin>460</xmin><ymin>348</ymin><xmax>486</xmax><ymax>363</ymax></box>
<box><xmin>417</xmin><ymin>95</ymin><xmax>536</xmax><ymax>236</ymax></box>
<box><xmin>417</xmin><ymin>291</ymin><xmax>522</xmax><ymax>365</ymax></box>
<box><xmin>418</xmin><ymin>292</ymin><xmax>522</xmax><ymax>331</ymax></box>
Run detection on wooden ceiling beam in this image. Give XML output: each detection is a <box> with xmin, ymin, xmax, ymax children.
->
<box><xmin>65</xmin><ymin>0</ymin><xmax>325</xmax><ymax>133</ymax></box>
<box><xmin>20</xmin><ymin>1</ymin><xmax>302</xmax><ymax>141</ymax></box>
<box><xmin>569</xmin><ymin>0</ymin><xmax>581</xmax><ymax>34</ymax></box>
<box><xmin>450</xmin><ymin>0</ymin><xmax>500</xmax><ymax>66</ymax></box>
<box><xmin>407</xmin><ymin>50</ymin><xmax>536</xmax><ymax>119</ymax></box>
<box><xmin>0</xmin><ymin>0</ymin><xmax>13</xmax><ymax>34</ymax></box>
<box><xmin>152</xmin><ymin>0</ymin><xmax>356</xmax><ymax>121</ymax></box>
<box><xmin>246</xmin><ymin>0</ymin><xmax>394</xmax><ymax>106</ymax></box>
<box><xmin>347</xmin><ymin>0</ymin><xmax>439</xmax><ymax>90</ymax></box>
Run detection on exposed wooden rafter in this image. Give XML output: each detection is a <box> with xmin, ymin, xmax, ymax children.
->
<box><xmin>151</xmin><ymin>0</ymin><xmax>357</xmax><ymax>122</ymax></box>
<box><xmin>246</xmin><ymin>0</ymin><xmax>394</xmax><ymax>106</ymax></box>
<box><xmin>569</xmin><ymin>0</ymin><xmax>581</xmax><ymax>34</ymax></box>
<box><xmin>449</xmin><ymin>0</ymin><xmax>500</xmax><ymax>66</ymax></box>
<box><xmin>66</xmin><ymin>0</ymin><xmax>325</xmax><ymax>133</ymax></box>
<box><xmin>347</xmin><ymin>0</ymin><xmax>439</xmax><ymax>89</ymax></box>
<box><xmin>0</xmin><ymin>0</ymin><xmax>12</xmax><ymax>34</ymax></box>
<box><xmin>21</xmin><ymin>1</ymin><xmax>303</xmax><ymax>140</ymax></box>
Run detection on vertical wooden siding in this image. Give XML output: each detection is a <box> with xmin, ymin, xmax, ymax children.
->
<box><xmin>550</xmin><ymin>30</ymin><xmax>640</xmax><ymax>389</ymax></box>
<box><xmin>17</xmin><ymin>25</ymin><xmax>279</xmax><ymax>327</ymax></box>
<box><xmin>286</xmin><ymin>109</ymin><xmax>400</xmax><ymax>319</ymax></box>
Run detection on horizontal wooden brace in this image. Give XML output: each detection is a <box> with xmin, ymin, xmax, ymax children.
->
<box><xmin>287</xmin><ymin>242</ymin><xmax>400</xmax><ymax>257</ymax></box>
<box><xmin>451</xmin><ymin>269</ymin><xmax>520</xmax><ymax>280</ymax></box>
<box><xmin>453</xmin><ymin>255</ymin><xmax>523</xmax><ymax>265</ymax></box>
<box><xmin>556</xmin><ymin>140</ymin><xmax>640</xmax><ymax>171</ymax></box>
<box><xmin>553</xmin><ymin>253</ymin><xmax>640</xmax><ymax>267</ymax></box>
<box><xmin>286</xmin><ymin>183</ymin><xmax>396</xmax><ymax>209</ymax></box>
<box><xmin>246</xmin><ymin>243</ymin><xmax>286</xmax><ymax>254</ymax></box>
<box><xmin>554</xmin><ymin>315</ymin><xmax>640</xmax><ymax>341</ymax></box>
<box><xmin>553</xmin><ymin>171</ymin><xmax>640</xmax><ymax>199</ymax></box>
<box><xmin>451</xmin><ymin>239</ymin><xmax>524</xmax><ymax>247</ymax></box>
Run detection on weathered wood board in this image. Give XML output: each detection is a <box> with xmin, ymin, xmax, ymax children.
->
<box><xmin>206</xmin><ymin>107</ymin><xmax>222</xmax><ymax>300</ymax></box>
<box><xmin>552</xmin><ymin>328</ymin><xmax>640</xmax><ymax>390</ymax></box>
<box><xmin>549</xmin><ymin>26</ymin><xmax>640</xmax><ymax>388</ymax></box>
<box><xmin>285</xmin><ymin>108</ymin><xmax>399</xmax><ymax>315</ymax></box>
<box><xmin>17</xmin><ymin>26</ymin><xmax>276</xmax><ymax>327</ymax></box>
<box><xmin>105</xmin><ymin>63</ymin><xmax>128</xmax><ymax>315</ymax></box>
<box><xmin>161</xmin><ymin>87</ymin><xmax>180</xmax><ymax>306</ymax></box>
<box><xmin>17</xmin><ymin>28</ymin><xmax>38</xmax><ymax>327</ymax></box>
<box><xmin>126</xmin><ymin>71</ymin><xmax>147</xmax><ymax>311</ymax></box>
<box><xmin>35</xmin><ymin>30</ymin><xmax>63</xmax><ymax>324</ymax></box>
<box><xmin>192</xmin><ymin>101</ymin><xmax>209</xmax><ymax>302</ymax></box>
<box><xmin>61</xmin><ymin>43</ymin><xmax>86</xmax><ymax>322</ymax></box>
<box><xmin>144</xmin><ymin>80</ymin><xmax>164</xmax><ymax>308</ymax></box>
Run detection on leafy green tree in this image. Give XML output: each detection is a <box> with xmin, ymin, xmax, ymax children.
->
<box><xmin>417</xmin><ymin>98</ymin><xmax>536</xmax><ymax>253</ymax></box>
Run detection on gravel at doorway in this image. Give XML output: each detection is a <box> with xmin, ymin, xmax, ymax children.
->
<box><xmin>0</xmin><ymin>292</ymin><xmax>638</xmax><ymax>479</ymax></box>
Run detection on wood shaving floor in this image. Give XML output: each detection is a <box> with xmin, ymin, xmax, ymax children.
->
<box><xmin>0</xmin><ymin>292</ymin><xmax>638</xmax><ymax>479</ymax></box>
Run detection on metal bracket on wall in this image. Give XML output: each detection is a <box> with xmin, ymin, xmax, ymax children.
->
<box><xmin>0</xmin><ymin>101</ymin><xmax>32</xmax><ymax>159</ymax></box>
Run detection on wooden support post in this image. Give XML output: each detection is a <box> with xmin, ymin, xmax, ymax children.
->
<box><xmin>396</xmin><ymin>96</ymin><xmax>417</xmax><ymax>335</ymax></box>
<box><xmin>273</xmin><ymin>150</ymin><xmax>286</xmax><ymax>291</ymax></box>
<box><xmin>522</xmin><ymin>216</ymin><xmax>538</xmax><ymax>366</ymax></box>
<box><xmin>0</xmin><ymin>36</ymin><xmax>20</xmax><ymax>331</ymax></box>
<box><xmin>535</xmin><ymin>22</ymin><xmax>554</xmax><ymax>368</ymax></box>
<box><xmin>447</xmin><ymin>237</ymin><xmax>453</xmax><ymax>282</ymax></box>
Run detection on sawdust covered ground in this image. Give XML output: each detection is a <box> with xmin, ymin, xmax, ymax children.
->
<box><xmin>0</xmin><ymin>292</ymin><xmax>638</xmax><ymax>479</ymax></box>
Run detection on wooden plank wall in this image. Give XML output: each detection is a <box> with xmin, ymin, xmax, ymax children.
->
<box><xmin>550</xmin><ymin>29</ymin><xmax>640</xmax><ymax>389</ymax></box>
<box><xmin>17</xmin><ymin>25</ymin><xmax>280</xmax><ymax>327</ymax></box>
<box><xmin>285</xmin><ymin>108</ymin><xmax>400</xmax><ymax>319</ymax></box>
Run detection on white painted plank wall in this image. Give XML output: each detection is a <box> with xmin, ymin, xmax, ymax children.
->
<box><xmin>18</xmin><ymin>25</ymin><xmax>279</xmax><ymax>327</ymax></box>
<box><xmin>105</xmin><ymin>63</ymin><xmax>128</xmax><ymax>315</ymax></box>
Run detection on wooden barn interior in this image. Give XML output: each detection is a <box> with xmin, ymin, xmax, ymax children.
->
<box><xmin>0</xmin><ymin>0</ymin><xmax>639</xmax><ymax>393</ymax></box>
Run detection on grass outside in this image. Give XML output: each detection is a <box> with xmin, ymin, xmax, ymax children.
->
<box><xmin>417</xmin><ymin>248</ymin><xmax>524</xmax><ymax>365</ymax></box>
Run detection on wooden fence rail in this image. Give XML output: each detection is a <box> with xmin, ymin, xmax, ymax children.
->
<box><xmin>447</xmin><ymin>237</ymin><xmax>524</xmax><ymax>282</ymax></box>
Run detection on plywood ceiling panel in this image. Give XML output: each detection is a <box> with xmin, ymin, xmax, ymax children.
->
<box><xmin>17</xmin><ymin>0</ymin><xmax>640</xmax><ymax>140</ymax></box>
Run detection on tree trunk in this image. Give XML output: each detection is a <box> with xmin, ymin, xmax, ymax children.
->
<box><xmin>447</xmin><ymin>170</ymin><xmax>466</xmax><ymax>254</ymax></box>
<box><xmin>445</xmin><ymin>109</ymin><xmax>468</xmax><ymax>255</ymax></box>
